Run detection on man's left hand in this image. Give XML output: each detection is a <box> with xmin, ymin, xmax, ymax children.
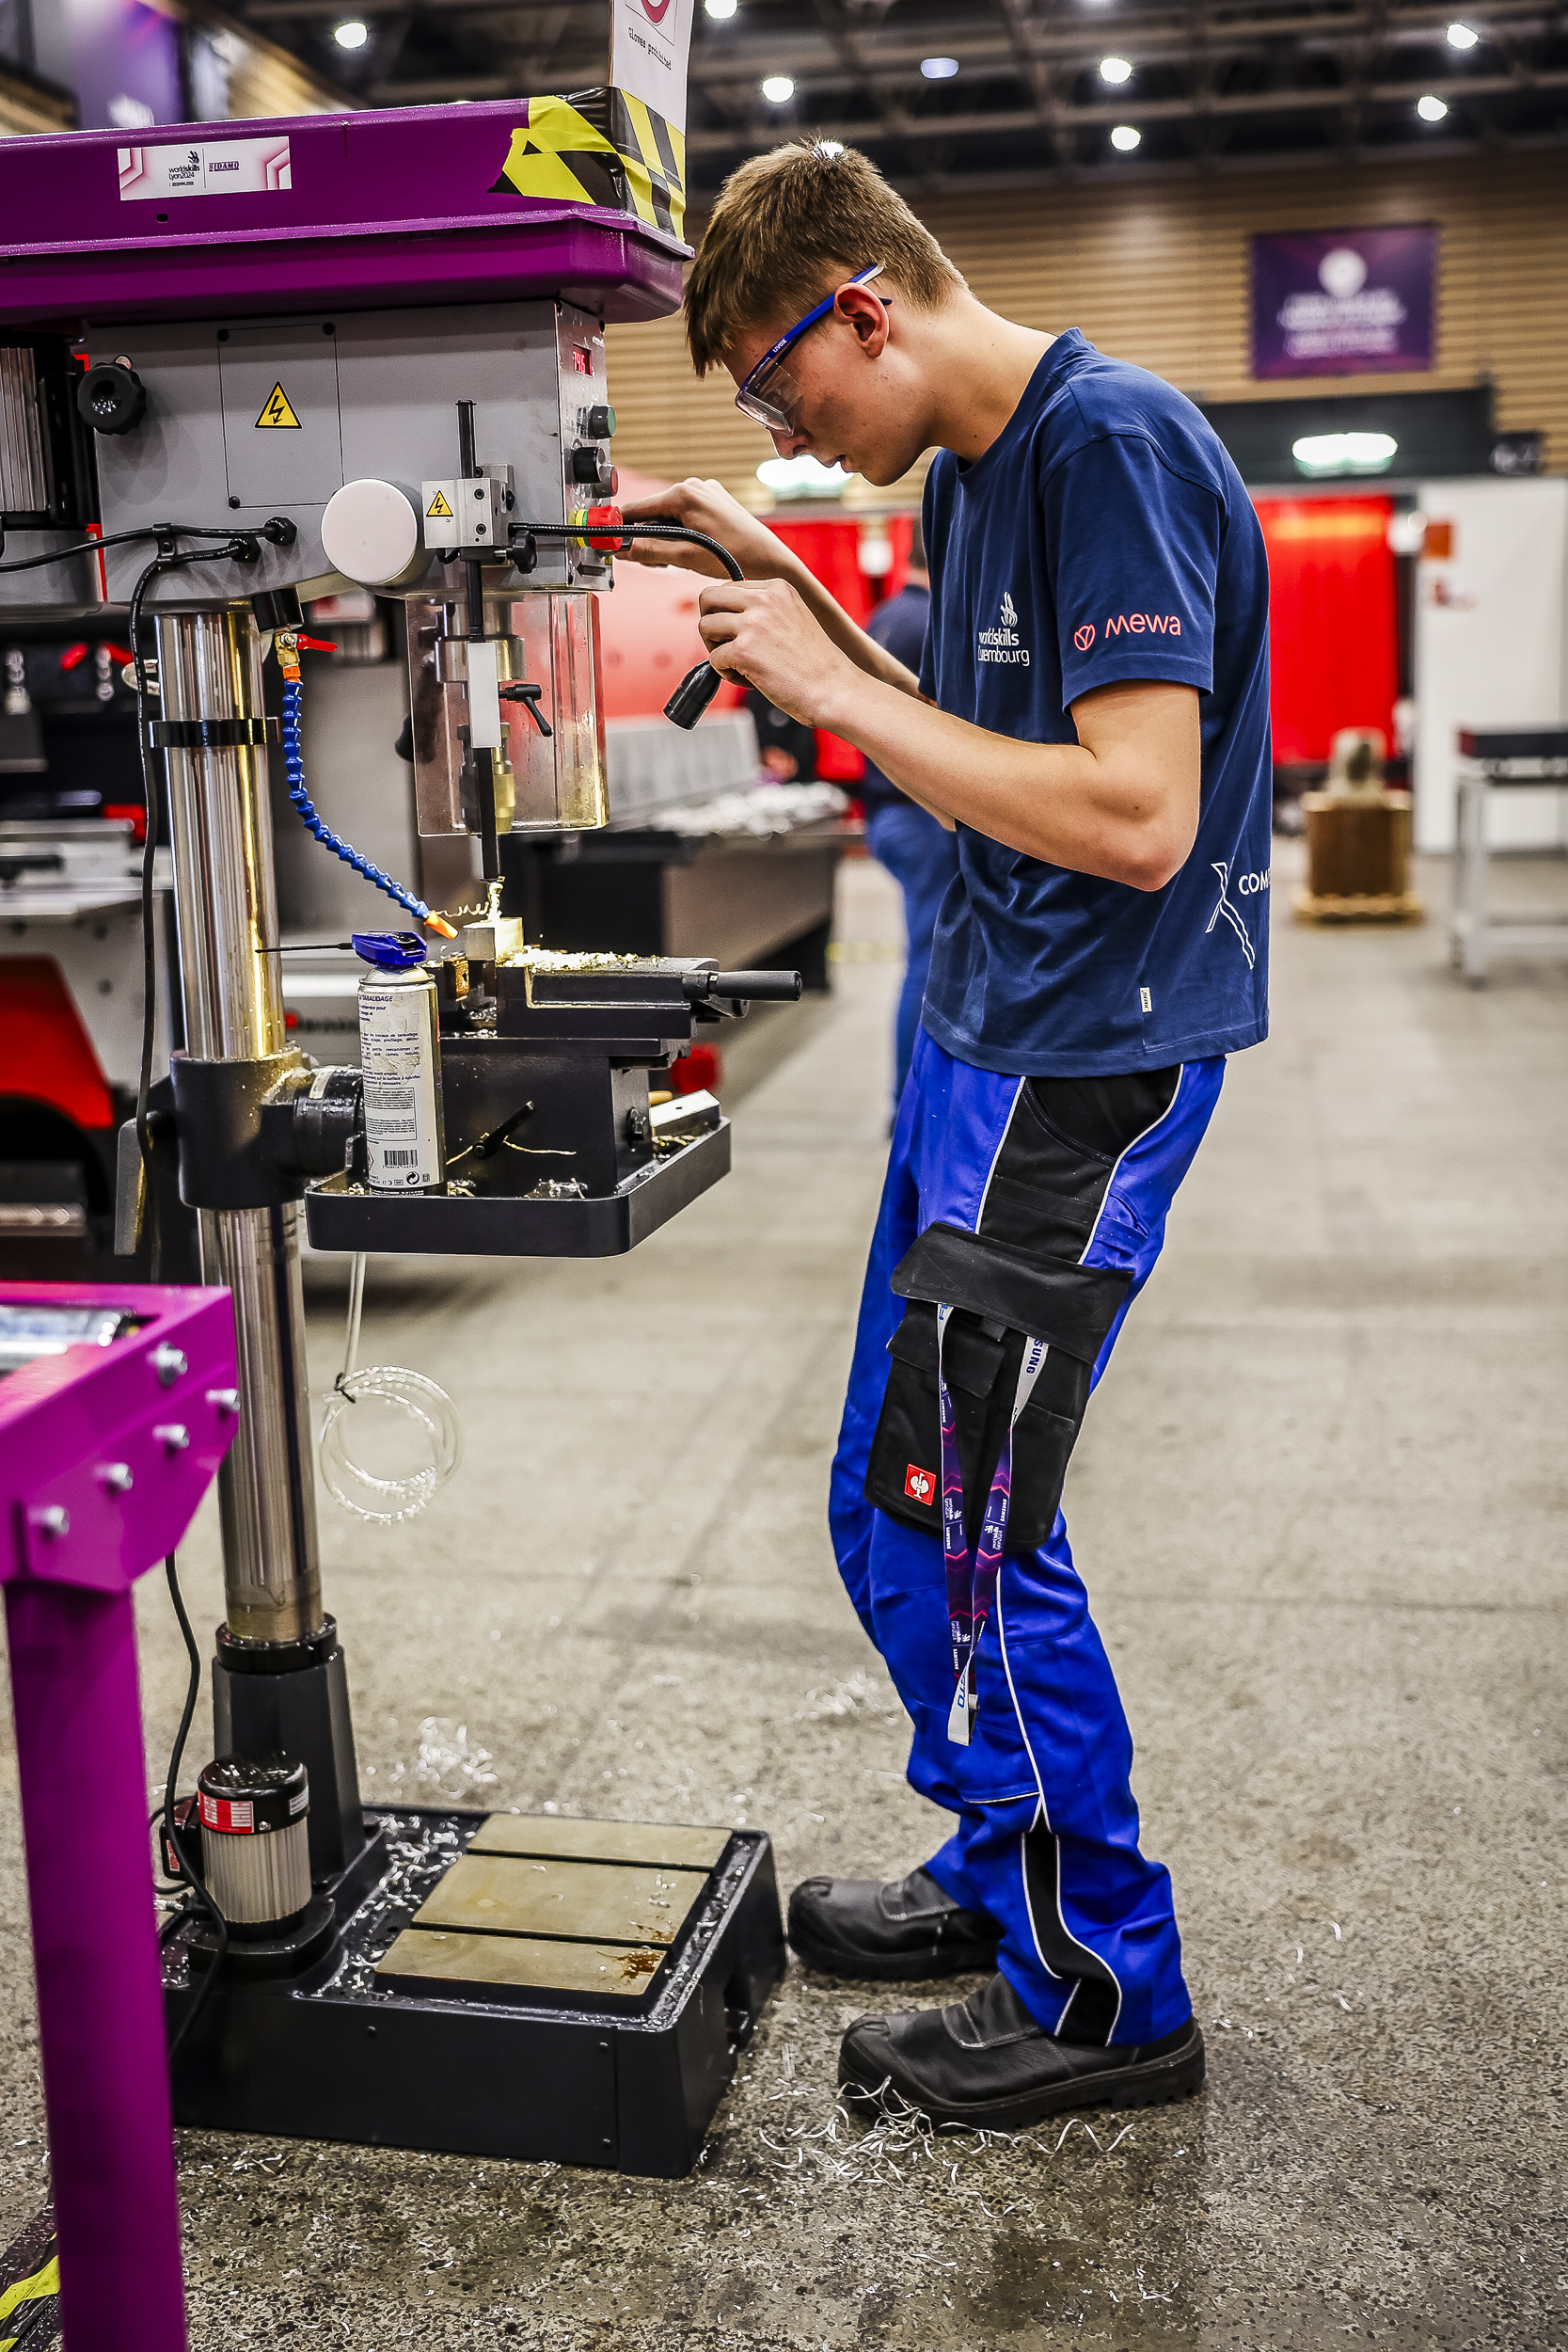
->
<box><xmin>697</xmin><ymin>579</ymin><xmax>854</xmax><ymax>727</ymax></box>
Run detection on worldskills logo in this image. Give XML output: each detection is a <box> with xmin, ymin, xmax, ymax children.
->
<box><xmin>977</xmin><ymin>589</ymin><xmax>1030</xmax><ymax>668</ymax></box>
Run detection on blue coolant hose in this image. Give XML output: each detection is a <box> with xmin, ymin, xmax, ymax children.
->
<box><xmin>282</xmin><ymin>675</ymin><xmax>441</xmax><ymax>930</ymax></box>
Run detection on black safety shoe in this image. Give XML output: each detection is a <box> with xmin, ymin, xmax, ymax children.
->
<box><xmin>787</xmin><ymin>1866</ymin><xmax>1003</xmax><ymax>1981</ymax></box>
<box><xmin>838</xmin><ymin>1971</ymin><xmax>1205</xmax><ymax>2128</ymax></box>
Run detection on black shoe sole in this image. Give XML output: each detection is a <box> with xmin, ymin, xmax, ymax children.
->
<box><xmin>787</xmin><ymin>1919</ymin><xmax>1002</xmax><ymax>1983</ymax></box>
<box><xmin>837</xmin><ymin>2025</ymin><xmax>1206</xmax><ymax>2129</ymax></box>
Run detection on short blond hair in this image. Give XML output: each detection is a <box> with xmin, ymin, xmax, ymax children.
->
<box><xmin>683</xmin><ymin>142</ymin><xmax>966</xmax><ymax>376</ymax></box>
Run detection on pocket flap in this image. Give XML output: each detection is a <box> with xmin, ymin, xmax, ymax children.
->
<box><xmin>891</xmin><ymin>1221</ymin><xmax>1132</xmax><ymax>1364</ymax></box>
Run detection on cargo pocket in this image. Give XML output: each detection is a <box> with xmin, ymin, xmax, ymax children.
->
<box><xmin>864</xmin><ymin>1300</ymin><xmax>1008</xmax><ymax>1539</ymax></box>
<box><xmin>863</xmin><ymin>1221</ymin><xmax>1132</xmax><ymax>1558</ymax></box>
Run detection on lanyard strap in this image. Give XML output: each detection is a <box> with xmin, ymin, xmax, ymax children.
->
<box><xmin>937</xmin><ymin>1308</ymin><xmax>1048</xmax><ymax>1746</ymax></box>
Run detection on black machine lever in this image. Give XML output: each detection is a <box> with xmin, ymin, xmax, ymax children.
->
<box><xmin>683</xmin><ymin>970</ymin><xmax>803</xmax><ymax>1005</ymax></box>
<box><xmin>665</xmin><ymin>658</ymin><xmax>726</xmax><ymax>731</ymax></box>
<box><xmin>497</xmin><ymin>681</ymin><xmax>554</xmax><ymax>738</ymax></box>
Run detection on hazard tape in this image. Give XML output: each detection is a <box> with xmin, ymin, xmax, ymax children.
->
<box><xmin>0</xmin><ymin>2210</ymin><xmax>59</xmax><ymax>2351</ymax></box>
<box><xmin>488</xmin><ymin>88</ymin><xmax>686</xmax><ymax>241</ymax></box>
<box><xmin>608</xmin><ymin>87</ymin><xmax>687</xmax><ymax>240</ymax></box>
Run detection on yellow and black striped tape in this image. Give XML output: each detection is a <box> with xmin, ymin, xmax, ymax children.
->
<box><xmin>489</xmin><ymin>88</ymin><xmax>686</xmax><ymax>241</ymax></box>
<box><xmin>0</xmin><ymin>2211</ymin><xmax>59</xmax><ymax>2351</ymax></box>
<box><xmin>608</xmin><ymin>87</ymin><xmax>687</xmax><ymax>241</ymax></box>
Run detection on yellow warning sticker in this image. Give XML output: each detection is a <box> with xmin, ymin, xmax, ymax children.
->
<box><xmin>255</xmin><ymin>382</ymin><xmax>301</xmax><ymax>430</ymax></box>
<box><xmin>426</xmin><ymin>490</ymin><xmax>453</xmax><ymax>518</ymax></box>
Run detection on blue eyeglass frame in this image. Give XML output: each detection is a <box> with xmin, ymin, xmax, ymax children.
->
<box><xmin>734</xmin><ymin>262</ymin><xmax>886</xmax><ymax>427</ymax></box>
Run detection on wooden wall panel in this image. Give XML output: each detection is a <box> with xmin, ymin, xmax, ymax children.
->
<box><xmin>0</xmin><ymin>65</ymin><xmax>74</xmax><ymax>136</ymax></box>
<box><xmin>220</xmin><ymin>31</ymin><xmax>344</xmax><ymax>120</ymax></box>
<box><xmin>606</xmin><ymin>150</ymin><xmax>1568</xmax><ymax>507</ymax></box>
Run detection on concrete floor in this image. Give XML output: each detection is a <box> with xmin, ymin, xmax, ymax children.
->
<box><xmin>2</xmin><ymin>844</ymin><xmax>1566</xmax><ymax>2348</ymax></box>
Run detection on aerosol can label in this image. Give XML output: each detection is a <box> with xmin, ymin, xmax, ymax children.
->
<box><xmin>358</xmin><ymin>977</ymin><xmax>444</xmax><ymax>1190</ymax></box>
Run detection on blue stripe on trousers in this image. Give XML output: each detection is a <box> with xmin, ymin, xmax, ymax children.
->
<box><xmin>828</xmin><ymin>1026</ymin><xmax>1225</xmax><ymax>2043</ymax></box>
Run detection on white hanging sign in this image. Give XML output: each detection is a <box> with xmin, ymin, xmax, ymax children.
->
<box><xmin>609</xmin><ymin>0</ymin><xmax>695</xmax><ymax>136</ymax></box>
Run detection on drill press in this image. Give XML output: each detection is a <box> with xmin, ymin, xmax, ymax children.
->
<box><xmin>0</xmin><ymin>92</ymin><xmax>790</xmax><ymax>2176</ymax></box>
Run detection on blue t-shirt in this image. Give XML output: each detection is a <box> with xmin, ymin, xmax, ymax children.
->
<box><xmin>919</xmin><ymin>328</ymin><xmax>1272</xmax><ymax>1078</ymax></box>
<box><xmin>861</xmin><ymin>581</ymin><xmax>930</xmax><ymax>813</ymax></box>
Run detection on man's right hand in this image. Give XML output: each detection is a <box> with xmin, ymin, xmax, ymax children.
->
<box><xmin>618</xmin><ymin>477</ymin><xmax>791</xmax><ymax>583</ymax></box>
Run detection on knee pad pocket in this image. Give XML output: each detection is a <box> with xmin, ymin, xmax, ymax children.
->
<box><xmin>864</xmin><ymin>1224</ymin><xmax>1130</xmax><ymax>1553</ymax></box>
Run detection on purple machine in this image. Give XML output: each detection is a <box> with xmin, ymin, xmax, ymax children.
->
<box><xmin>0</xmin><ymin>1280</ymin><xmax>239</xmax><ymax>2352</ymax></box>
<box><xmin>0</xmin><ymin>97</ymin><xmax>787</xmax><ymax>2211</ymax></box>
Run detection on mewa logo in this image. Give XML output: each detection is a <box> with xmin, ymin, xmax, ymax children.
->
<box><xmin>1108</xmin><ymin>612</ymin><xmax>1182</xmax><ymax>637</ymax></box>
<box><xmin>1074</xmin><ymin>612</ymin><xmax>1183</xmax><ymax>648</ymax></box>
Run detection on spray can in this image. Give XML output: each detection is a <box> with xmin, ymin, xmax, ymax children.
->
<box><xmin>354</xmin><ymin>930</ymin><xmax>447</xmax><ymax>1191</ymax></box>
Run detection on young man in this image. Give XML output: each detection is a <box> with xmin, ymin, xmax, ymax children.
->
<box><xmin>858</xmin><ymin>524</ymin><xmax>961</xmax><ymax>1109</ymax></box>
<box><xmin>623</xmin><ymin>142</ymin><xmax>1271</xmax><ymax>2130</ymax></box>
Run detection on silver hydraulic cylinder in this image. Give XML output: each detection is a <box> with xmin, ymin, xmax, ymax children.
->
<box><xmin>155</xmin><ymin>606</ymin><xmax>325</xmax><ymax>1646</ymax></box>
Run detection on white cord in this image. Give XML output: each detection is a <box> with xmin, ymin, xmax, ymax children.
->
<box><xmin>319</xmin><ymin>1252</ymin><xmax>463</xmax><ymax>1523</ymax></box>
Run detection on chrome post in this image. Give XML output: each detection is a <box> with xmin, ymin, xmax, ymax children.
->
<box><xmin>154</xmin><ymin>606</ymin><xmax>325</xmax><ymax>1646</ymax></box>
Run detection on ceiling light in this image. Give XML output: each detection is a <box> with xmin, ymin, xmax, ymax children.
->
<box><xmin>756</xmin><ymin>454</ymin><xmax>849</xmax><ymax>499</ymax></box>
<box><xmin>332</xmin><ymin>16</ymin><xmax>368</xmax><ymax>45</ymax></box>
<box><xmin>1417</xmin><ymin>91</ymin><xmax>1449</xmax><ymax>119</ymax></box>
<box><xmin>761</xmin><ymin>74</ymin><xmax>794</xmax><ymax>103</ymax></box>
<box><xmin>1292</xmin><ymin>432</ymin><xmax>1399</xmax><ymax>476</ymax></box>
<box><xmin>1110</xmin><ymin>122</ymin><xmax>1141</xmax><ymax>151</ymax></box>
<box><xmin>921</xmin><ymin>56</ymin><xmax>959</xmax><ymax>79</ymax></box>
<box><xmin>1445</xmin><ymin>19</ymin><xmax>1479</xmax><ymax>44</ymax></box>
<box><xmin>705</xmin><ymin>0</ymin><xmax>738</xmax><ymax>16</ymax></box>
<box><xmin>1100</xmin><ymin>56</ymin><xmax>1132</xmax><ymax>84</ymax></box>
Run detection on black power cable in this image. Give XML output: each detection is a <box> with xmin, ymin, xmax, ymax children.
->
<box><xmin>515</xmin><ymin>521</ymin><xmax>746</xmax><ymax>728</ymax></box>
<box><xmin>129</xmin><ymin>546</ymin><xmax>210</xmax><ymax>1277</ymax></box>
<box><xmin>159</xmin><ymin>1551</ymin><xmax>229</xmax><ymax>2065</ymax></box>
<box><xmin>0</xmin><ymin>518</ymin><xmax>295</xmax><ymax>576</ymax></box>
<box><xmin>520</xmin><ymin>517</ymin><xmax>745</xmax><ymax>584</ymax></box>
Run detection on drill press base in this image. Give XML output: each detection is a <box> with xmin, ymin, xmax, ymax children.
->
<box><xmin>163</xmin><ymin>1807</ymin><xmax>785</xmax><ymax>2178</ymax></box>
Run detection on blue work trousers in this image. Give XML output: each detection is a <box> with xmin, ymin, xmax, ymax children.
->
<box><xmin>830</xmin><ymin>1029</ymin><xmax>1224</xmax><ymax>2044</ymax></box>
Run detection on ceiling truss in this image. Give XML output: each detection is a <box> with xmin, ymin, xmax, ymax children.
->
<box><xmin>238</xmin><ymin>0</ymin><xmax>1568</xmax><ymax>190</ymax></box>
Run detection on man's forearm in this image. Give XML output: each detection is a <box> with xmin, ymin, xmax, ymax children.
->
<box><xmin>770</xmin><ymin>548</ymin><xmax>924</xmax><ymax>697</ymax></box>
<box><xmin>818</xmin><ymin>674</ymin><xmax>1196</xmax><ymax>890</ymax></box>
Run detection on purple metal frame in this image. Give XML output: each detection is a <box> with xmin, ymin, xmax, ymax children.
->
<box><xmin>0</xmin><ymin>103</ymin><xmax>688</xmax><ymax>327</ymax></box>
<box><xmin>0</xmin><ymin>1280</ymin><xmax>239</xmax><ymax>2352</ymax></box>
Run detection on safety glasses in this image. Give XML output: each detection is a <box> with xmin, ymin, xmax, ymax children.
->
<box><xmin>734</xmin><ymin>263</ymin><xmax>886</xmax><ymax>432</ymax></box>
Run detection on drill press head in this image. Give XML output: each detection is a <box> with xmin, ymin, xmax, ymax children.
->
<box><xmin>0</xmin><ymin>101</ymin><xmax>689</xmax><ymax>842</ymax></box>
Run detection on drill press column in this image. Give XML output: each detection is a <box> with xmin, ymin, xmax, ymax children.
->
<box><xmin>155</xmin><ymin>606</ymin><xmax>325</xmax><ymax>1648</ymax></box>
<box><xmin>155</xmin><ymin>607</ymin><xmax>362</xmax><ymax>1876</ymax></box>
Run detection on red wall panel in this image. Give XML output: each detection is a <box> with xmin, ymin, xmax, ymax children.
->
<box><xmin>1254</xmin><ymin>497</ymin><xmax>1397</xmax><ymax>766</ymax></box>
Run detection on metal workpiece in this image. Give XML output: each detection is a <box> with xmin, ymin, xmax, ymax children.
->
<box><xmin>156</xmin><ymin>608</ymin><xmax>284</xmax><ymax>1062</ymax></box>
<box><xmin>198</xmin><ymin>1202</ymin><xmax>324</xmax><ymax>1645</ymax></box>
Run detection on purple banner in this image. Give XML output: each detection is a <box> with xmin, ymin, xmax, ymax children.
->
<box><xmin>31</xmin><ymin>0</ymin><xmax>184</xmax><ymax>134</ymax></box>
<box><xmin>1252</xmin><ymin>226</ymin><xmax>1436</xmax><ymax>379</ymax></box>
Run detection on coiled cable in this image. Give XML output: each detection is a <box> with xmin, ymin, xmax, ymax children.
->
<box><xmin>318</xmin><ymin>1252</ymin><xmax>462</xmax><ymax>1523</ymax></box>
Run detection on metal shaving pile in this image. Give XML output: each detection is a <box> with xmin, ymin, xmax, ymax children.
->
<box><xmin>370</xmin><ymin>1715</ymin><xmax>499</xmax><ymax>1803</ymax></box>
<box><xmin>758</xmin><ymin>2074</ymin><xmax>1133</xmax><ymax>2193</ymax></box>
<box><xmin>499</xmin><ymin>946</ymin><xmax>650</xmax><ymax>973</ymax></box>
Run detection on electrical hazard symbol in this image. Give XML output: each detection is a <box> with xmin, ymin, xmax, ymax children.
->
<box><xmin>255</xmin><ymin>382</ymin><xmax>301</xmax><ymax>430</ymax></box>
<box><xmin>905</xmin><ymin>1463</ymin><xmax>936</xmax><ymax>1506</ymax></box>
<box><xmin>425</xmin><ymin>489</ymin><xmax>453</xmax><ymax>518</ymax></box>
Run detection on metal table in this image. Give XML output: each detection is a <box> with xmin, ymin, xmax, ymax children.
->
<box><xmin>0</xmin><ymin>1281</ymin><xmax>238</xmax><ymax>2351</ymax></box>
<box><xmin>1450</xmin><ymin>727</ymin><xmax>1568</xmax><ymax>984</ymax></box>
